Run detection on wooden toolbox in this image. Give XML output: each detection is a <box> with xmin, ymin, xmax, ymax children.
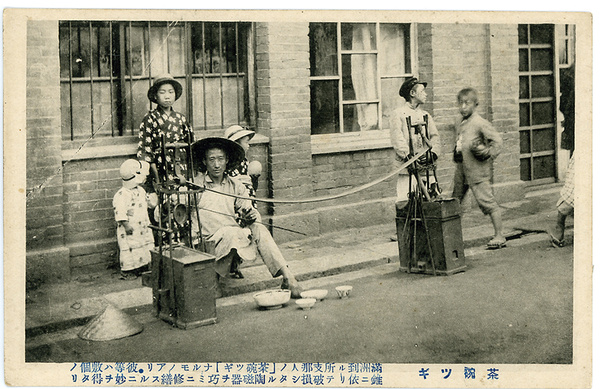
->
<box><xmin>396</xmin><ymin>198</ymin><xmax>466</xmax><ymax>275</ymax></box>
<box><xmin>151</xmin><ymin>246</ymin><xmax>217</xmax><ymax>329</ymax></box>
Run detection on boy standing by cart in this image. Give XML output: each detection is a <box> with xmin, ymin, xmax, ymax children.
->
<box><xmin>452</xmin><ymin>88</ymin><xmax>505</xmax><ymax>249</ymax></box>
<box><xmin>390</xmin><ymin>77</ymin><xmax>441</xmax><ymax>201</ymax></box>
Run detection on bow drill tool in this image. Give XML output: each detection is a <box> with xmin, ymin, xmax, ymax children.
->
<box><xmin>150</xmin><ymin>135</ymin><xmax>218</xmax><ymax>329</ymax></box>
<box><xmin>396</xmin><ymin>116</ymin><xmax>467</xmax><ymax>276</ymax></box>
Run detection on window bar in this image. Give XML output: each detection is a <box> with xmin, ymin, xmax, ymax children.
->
<box><xmin>337</xmin><ymin>22</ymin><xmax>344</xmax><ymax>133</ymax></box>
<box><xmin>219</xmin><ymin>22</ymin><xmax>225</xmax><ymax>129</ymax></box>
<box><xmin>76</xmin><ymin>27</ymin><xmax>83</xmax><ymax>77</ymax></box>
<box><xmin>128</xmin><ymin>21</ymin><xmax>135</xmax><ymax>135</ymax></box>
<box><xmin>184</xmin><ymin>22</ymin><xmax>194</xmax><ymax>126</ymax></box>
<box><xmin>109</xmin><ymin>22</ymin><xmax>115</xmax><ymax>136</ymax></box>
<box><xmin>89</xmin><ymin>22</ymin><xmax>95</xmax><ymax>136</ymax></box>
<box><xmin>376</xmin><ymin>23</ymin><xmax>383</xmax><ymax>131</ymax></box>
<box><xmin>147</xmin><ymin>22</ymin><xmax>153</xmax><ymax>111</ymax></box>
<box><xmin>248</xmin><ymin>23</ymin><xmax>257</xmax><ymax>127</ymax></box>
<box><xmin>410</xmin><ymin>23</ymin><xmax>418</xmax><ymax>76</ymax></box>
<box><xmin>68</xmin><ymin>22</ymin><xmax>74</xmax><ymax>140</ymax></box>
<box><xmin>118</xmin><ymin>24</ymin><xmax>127</xmax><ymax>136</ymax></box>
<box><xmin>166</xmin><ymin>21</ymin><xmax>171</xmax><ymax>74</ymax></box>
<box><xmin>201</xmin><ymin>23</ymin><xmax>208</xmax><ymax>131</ymax></box>
<box><xmin>235</xmin><ymin>23</ymin><xmax>241</xmax><ymax>124</ymax></box>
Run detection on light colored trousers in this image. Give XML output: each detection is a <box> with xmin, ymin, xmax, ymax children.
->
<box><xmin>209</xmin><ymin>223</ymin><xmax>286</xmax><ymax>277</ymax></box>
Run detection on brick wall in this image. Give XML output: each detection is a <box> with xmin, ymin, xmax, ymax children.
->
<box><xmin>419</xmin><ymin>23</ymin><xmax>523</xmax><ymax>202</ymax></box>
<box><xmin>255</xmin><ymin>22</ymin><xmax>316</xmax><ymax>239</ymax></box>
<box><xmin>487</xmin><ymin>24</ymin><xmax>521</xmax><ymax>190</ymax></box>
<box><xmin>62</xmin><ymin>154</ymin><xmax>124</xmax><ymax>277</ymax></box>
<box><xmin>26</xmin><ymin>20</ymin><xmax>71</xmax><ymax>287</ymax></box>
<box><xmin>255</xmin><ymin>22</ymin><xmax>400</xmax><ymax>241</ymax></box>
<box><xmin>26</xmin><ymin>21</ymin><xmax>64</xmax><ymax>250</ymax></box>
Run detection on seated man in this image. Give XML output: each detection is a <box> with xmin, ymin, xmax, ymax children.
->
<box><xmin>191</xmin><ymin>136</ymin><xmax>303</xmax><ymax>298</ymax></box>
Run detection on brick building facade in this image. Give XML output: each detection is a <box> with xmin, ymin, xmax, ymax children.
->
<box><xmin>25</xmin><ymin>19</ymin><xmax>575</xmax><ymax>286</ymax></box>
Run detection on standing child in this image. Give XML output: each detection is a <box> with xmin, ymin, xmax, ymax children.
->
<box><xmin>390</xmin><ymin>77</ymin><xmax>441</xmax><ymax>201</ymax></box>
<box><xmin>137</xmin><ymin>74</ymin><xmax>194</xmax><ymax>187</ymax></box>
<box><xmin>113</xmin><ymin>159</ymin><xmax>156</xmax><ymax>280</ymax></box>
<box><xmin>452</xmin><ymin>88</ymin><xmax>505</xmax><ymax>249</ymax></box>
<box><xmin>137</xmin><ymin>74</ymin><xmax>194</xmax><ymax>243</ymax></box>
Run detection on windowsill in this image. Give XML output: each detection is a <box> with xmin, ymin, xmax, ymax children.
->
<box><xmin>61</xmin><ymin>133</ymin><xmax>270</xmax><ymax>162</ymax></box>
<box><xmin>62</xmin><ymin>136</ymin><xmax>139</xmax><ymax>161</ymax></box>
<box><xmin>311</xmin><ymin>129</ymin><xmax>392</xmax><ymax>155</ymax></box>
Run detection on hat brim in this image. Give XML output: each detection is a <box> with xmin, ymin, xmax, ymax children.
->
<box><xmin>229</xmin><ymin>129</ymin><xmax>256</xmax><ymax>143</ymax></box>
<box><xmin>148</xmin><ymin>78</ymin><xmax>183</xmax><ymax>104</ymax></box>
<box><xmin>399</xmin><ymin>78</ymin><xmax>427</xmax><ymax>100</ymax></box>
<box><xmin>192</xmin><ymin>137</ymin><xmax>245</xmax><ymax>173</ymax></box>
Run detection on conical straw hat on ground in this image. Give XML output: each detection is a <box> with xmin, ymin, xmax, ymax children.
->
<box><xmin>78</xmin><ymin>303</ymin><xmax>143</xmax><ymax>341</ymax></box>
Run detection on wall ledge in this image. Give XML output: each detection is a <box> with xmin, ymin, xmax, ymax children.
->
<box><xmin>311</xmin><ymin>130</ymin><xmax>392</xmax><ymax>155</ymax></box>
<box><xmin>61</xmin><ymin>133</ymin><xmax>270</xmax><ymax>162</ymax></box>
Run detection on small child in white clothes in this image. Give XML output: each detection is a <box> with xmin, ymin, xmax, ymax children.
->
<box><xmin>113</xmin><ymin>159</ymin><xmax>157</xmax><ymax>280</ymax></box>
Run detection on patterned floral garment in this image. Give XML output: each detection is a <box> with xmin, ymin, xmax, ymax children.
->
<box><xmin>137</xmin><ymin>107</ymin><xmax>194</xmax><ymax>183</ymax></box>
<box><xmin>137</xmin><ymin>107</ymin><xmax>194</xmax><ymax>243</ymax></box>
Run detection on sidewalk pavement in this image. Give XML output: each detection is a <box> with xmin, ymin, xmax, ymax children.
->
<box><xmin>25</xmin><ymin>185</ymin><xmax>572</xmax><ymax>338</ymax></box>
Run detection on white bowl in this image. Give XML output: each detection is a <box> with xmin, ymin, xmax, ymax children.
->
<box><xmin>335</xmin><ymin>285</ymin><xmax>353</xmax><ymax>298</ymax></box>
<box><xmin>253</xmin><ymin>289</ymin><xmax>291</xmax><ymax>309</ymax></box>
<box><xmin>300</xmin><ymin>289</ymin><xmax>328</xmax><ymax>301</ymax></box>
<box><xmin>296</xmin><ymin>298</ymin><xmax>316</xmax><ymax>310</ymax></box>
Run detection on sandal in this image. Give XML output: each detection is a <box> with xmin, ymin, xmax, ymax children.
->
<box><xmin>548</xmin><ymin>232</ymin><xmax>565</xmax><ymax>248</ymax></box>
<box><xmin>486</xmin><ymin>237</ymin><xmax>507</xmax><ymax>250</ymax></box>
<box><xmin>119</xmin><ymin>271</ymin><xmax>138</xmax><ymax>280</ymax></box>
<box><xmin>229</xmin><ymin>270</ymin><xmax>244</xmax><ymax>279</ymax></box>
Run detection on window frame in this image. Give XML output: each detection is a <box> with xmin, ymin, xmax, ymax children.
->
<box><xmin>309</xmin><ymin>22</ymin><xmax>418</xmax><ymax>154</ymax></box>
<box><xmin>556</xmin><ymin>24</ymin><xmax>575</xmax><ymax>69</ymax></box>
<box><xmin>59</xmin><ymin>20</ymin><xmax>254</xmax><ymax>142</ymax></box>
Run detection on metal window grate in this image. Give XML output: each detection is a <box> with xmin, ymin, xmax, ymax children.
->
<box><xmin>59</xmin><ymin>20</ymin><xmax>253</xmax><ymax>141</ymax></box>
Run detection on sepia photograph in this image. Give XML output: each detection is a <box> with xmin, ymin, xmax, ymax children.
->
<box><xmin>4</xmin><ymin>7</ymin><xmax>593</xmax><ymax>388</ymax></box>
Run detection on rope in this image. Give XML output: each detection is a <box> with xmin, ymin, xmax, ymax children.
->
<box><xmin>198</xmin><ymin>148</ymin><xmax>429</xmax><ymax>204</ymax></box>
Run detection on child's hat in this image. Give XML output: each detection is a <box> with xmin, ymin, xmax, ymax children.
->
<box><xmin>399</xmin><ymin>77</ymin><xmax>427</xmax><ymax>101</ymax></box>
<box><xmin>147</xmin><ymin>74</ymin><xmax>183</xmax><ymax>104</ymax></box>
<box><xmin>224</xmin><ymin>125</ymin><xmax>255</xmax><ymax>142</ymax></box>
<box><xmin>120</xmin><ymin>159</ymin><xmax>149</xmax><ymax>183</ymax></box>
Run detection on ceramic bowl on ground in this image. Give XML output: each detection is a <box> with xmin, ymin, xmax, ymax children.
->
<box><xmin>300</xmin><ymin>289</ymin><xmax>328</xmax><ymax>301</ymax></box>
<box><xmin>253</xmin><ymin>289</ymin><xmax>291</xmax><ymax>310</ymax></box>
<box><xmin>296</xmin><ymin>298</ymin><xmax>316</xmax><ymax>310</ymax></box>
<box><xmin>335</xmin><ymin>285</ymin><xmax>353</xmax><ymax>298</ymax></box>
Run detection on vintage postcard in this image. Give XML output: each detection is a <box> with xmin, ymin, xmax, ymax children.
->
<box><xmin>4</xmin><ymin>8</ymin><xmax>593</xmax><ymax>388</ymax></box>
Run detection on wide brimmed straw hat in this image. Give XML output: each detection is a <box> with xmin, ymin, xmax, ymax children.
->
<box><xmin>192</xmin><ymin>137</ymin><xmax>245</xmax><ymax>172</ymax></box>
<box><xmin>224</xmin><ymin>125</ymin><xmax>256</xmax><ymax>142</ymax></box>
<box><xmin>147</xmin><ymin>74</ymin><xmax>183</xmax><ymax>104</ymax></box>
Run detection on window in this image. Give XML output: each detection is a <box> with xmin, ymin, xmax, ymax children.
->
<box><xmin>309</xmin><ymin>22</ymin><xmax>413</xmax><ymax>135</ymax></box>
<box><xmin>556</xmin><ymin>24</ymin><xmax>575</xmax><ymax>68</ymax></box>
<box><xmin>59</xmin><ymin>21</ymin><xmax>252</xmax><ymax>141</ymax></box>
<box><xmin>518</xmin><ymin>24</ymin><xmax>557</xmax><ymax>184</ymax></box>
